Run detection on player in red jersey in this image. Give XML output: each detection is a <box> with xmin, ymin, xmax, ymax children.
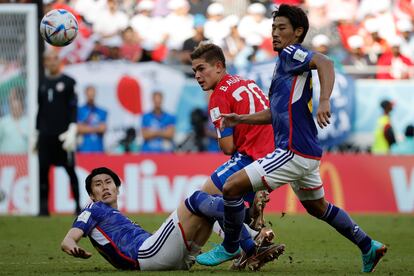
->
<box><xmin>190</xmin><ymin>42</ymin><xmax>282</xmax><ymax>269</ymax></box>
<box><xmin>191</xmin><ymin>41</ymin><xmax>274</xmax><ymax>213</ymax></box>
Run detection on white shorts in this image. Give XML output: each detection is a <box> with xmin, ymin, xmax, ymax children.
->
<box><xmin>245</xmin><ymin>149</ymin><xmax>325</xmax><ymax>201</ymax></box>
<box><xmin>138</xmin><ymin>211</ymin><xmax>196</xmax><ymax>271</ymax></box>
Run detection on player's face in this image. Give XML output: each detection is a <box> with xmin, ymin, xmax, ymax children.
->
<box><xmin>192</xmin><ymin>58</ymin><xmax>222</xmax><ymax>91</ymax></box>
<box><xmin>85</xmin><ymin>87</ymin><xmax>96</xmax><ymax>104</ymax></box>
<box><xmin>44</xmin><ymin>51</ymin><xmax>61</xmax><ymax>75</ymax></box>
<box><xmin>272</xmin><ymin>16</ymin><xmax>303</xmax><ymax>52</ymax></box>
<box><xmin>152</xmin><ymin>93</ymin><xmax>163</xmax><ymax>110</ymax></box>
<box><xmin>90</xmin><ymin>174</ymin><xmax>119</xmax><ymax>207</ymax></box>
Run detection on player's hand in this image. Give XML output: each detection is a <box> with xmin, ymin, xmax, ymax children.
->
<box><xmin>65</xmin><ymin>246</ymin><xmax>92</xmax><ymax>259</ymax></box>
<box><xmin>316</xmin><ymin>99</ymin><xmax>331</xmax><ymax>129</ymax></box>
<box><xmin>219</xmin><ymin>113</ymin><xmax>241</xmax><ymax>131</ymax></box>
<box><xmin>59</xmin><ymin>123</ymin><xmax>78</xmax><ymax>152</ymax></box>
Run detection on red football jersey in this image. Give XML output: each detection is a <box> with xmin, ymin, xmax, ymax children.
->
<box><xmin>208</xmin><ymin>74</ymin><xmax>275</xmax><ymax>160</ymax></box>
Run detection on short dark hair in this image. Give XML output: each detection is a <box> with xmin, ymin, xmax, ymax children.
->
<box><xmin>272</xmin><ymin>4</ymin><xmax>309</xmax><ymax>43</ymax></box>
<box><xmin>152</xmin><ymin>91</ymin><xmax>163</xmax><ymax>98</ymax></box>
<box><xmin>85</xmin><ymin>167</ymin><xmax>121</xmax><ymax>195</ymax></box>
<box><xmin>380</xmin><ymin>100</ymin><xmax>393</xmax><ymax>110</ymax></box>
<box><xmin>405</xmin><ymin>125</ymin><xmax>414</xmax><ymax>137</ymax></box>
<box><xmin>190</xmin><ymin>42</ymin><xmax>226</xmax><ymax>68</ymax></box>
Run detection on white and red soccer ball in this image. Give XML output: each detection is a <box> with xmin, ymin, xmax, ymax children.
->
<box><xmin>40</xmin><ymin>9</ymin><xmax>78</xmax><ymax>47</ymax></box>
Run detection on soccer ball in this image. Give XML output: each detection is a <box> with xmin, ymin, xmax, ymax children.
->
<box><xmin>40</xmin><ymin>9</ymin><xmax>78</xmax><ymax>47</ymax></box>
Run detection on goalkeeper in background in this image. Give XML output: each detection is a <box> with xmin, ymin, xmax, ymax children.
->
<box><xmin>35</xmin><ymin>49</ymin><xmax>80</xmax><ymax>216</ymax></box>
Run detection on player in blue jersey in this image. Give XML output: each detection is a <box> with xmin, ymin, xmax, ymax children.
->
<box><xmin>196</xmin><ymin>4</ymin><xmax>387</xmax><ymax>273</ymax></box>
<box><xmin>61</xmin><ymin>167</ymin><xmax>284</xmax><ymax>271</ymax></box>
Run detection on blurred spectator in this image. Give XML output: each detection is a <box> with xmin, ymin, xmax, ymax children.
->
<box><xmin>77</xmin><ymin>85</ymin><xmax>108</xmax><ymax>153</ymax></box>
<box><xmin>87</xmin><ymin>40</ymin><xmax>107</xmax><ymax>61</ymax></box>
<box><xmin>327</xmin><ymin>0</ymin><xmax>358</xmax><ymax>22</ymax></box>
<box><xmin>181</xmin><ymin>14</ymin><xmax>207</xmax><ymax>66</ymax></box>
<box><xmin>73</xmin><ymin>0</ymin><xmax>106</xmax><ymax>25</ymax></box>
<box><xmin>237</xmin><ymin>3</ymin><xmax>272</xmax><ymax>45</ymax></box>
<box><xmin>130</xmin><ymin>0</ymin><xmax>164</xmax><ymax>52</ymax></box>
<box><xmin>303</xmin><ymin>0</ymin><xmax>342</xmax><ymax>51</ymax></box>
<box><xmin>391</xmin><ymin>124</ymin><xmax>414</xmax><ymax>155</ymax></box>
<box><xmin>376</xmin><ymin>37</ymin><xmax>413</xmax><ymax>79</ymax></box>
<box><xmin>189</xmin><ymin>0</ymin><xmax>213</xmax><ymax>16</ymax></box>
<box><xmin>164</xmin><ymin>0</ymin><xmax>194</xmax><ymax>51</ymax></box>
<box><xmin>357</xmin><ymin>0</ymin><xmax>396</xmax><ymax>40</ymax></box>
<box><xmin>396</xmin><ymin>0</ymin><xmax>414</xmax><ymax>21</ymax></box>
<box><xmin>204</xmin><ymin>2</ymin><xmax>231</xmax><ymax>46</ymax></box>
<box><xmin>396</xmin><ymin>20</ymin><xmax>414</xmax><ymax>62</ymax></box>
<box><xmin>152</xmin><ymin>0</ymin><xmax>171</xmax><ymax>16</ymax></box>
<box><xmin>361</xmin><ymin>18</ymin><xmax>389</xmax><ymax>64</ymax></box>
<box><xmin>115</xmin><ymin>127</ymin><xmax>140</xmax><ymax>154</ymax></box>
<box><xmin>93</xmin><ymin>0</ymin><xmax>128</xmax><ymax>43</ymax></box>
<box><xmin>337</xmin><ymin>17</ymin><xmax>360</xmax><ymax>51</ymax></box>
<box><xmin>356</xmin><ymin>0</ymin><xmax>391</xmax><ymax>21</ymax></box>
<box><xmin>141</xmin><ymin>91</ymin><xmax>176</xmax><ymax>153</ymax></box>
<box><xmin>342</xmin><ymin>35</ymin><xmax>375</xmax><ymax>78</ymax></box>
<box><xmin>372</xmin><ymin>100</ymin><xmax>396</xmax><ymax>154</ymax></box>
<box><xmin>178</xmin><ymin>108</ymin><xmax>219</xmax><ymax>152</ymax></box>
<box><xmin>118</xmin><ymin>0</ymin><xmax>137</xmax><ymax>17</ymax></box>
<box><xmin>120</xmin><ymin>27</ymin><xmax>143</xmax><ymax>62</ymax></box>
<box><xmin>103</xmin><ymin>37</ymin><xmax>122</xmax><ymax>60</ymax></box>
<box><xmin>233</xmin><ymin>35</ymin><xmax>271</xmax><ymax>68</ymax></box>
<box><xmin>0</xmin><ymin>87</ymin><xmax>28</xmax><ymax>154</ymax></box>
<box><xmin>222</xmin><ymin>15</ymin><xmax>245</xmax><ymax>62</ymax></box>
<box><xmin>311</xmin><ymin>34</ymin><xmax>343</xmax><ymax>72</ymax></box>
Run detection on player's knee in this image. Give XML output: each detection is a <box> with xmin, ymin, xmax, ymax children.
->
<box><xmin>222</xmin><ymin>175</ymin><xmax>243</xmax><ymax>198</ymax></box>
<box><xmin>185</xmin><ymin>191</ymin><xmax>214</xmax><ymax>215</ymax></box>
<box><xmin>184</xmin><ymin>191</ymin><xmax>202</xmax><ymax>216</ymax></box>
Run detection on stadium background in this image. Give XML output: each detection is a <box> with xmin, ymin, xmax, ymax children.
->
<box><xmin>1</xmin><ymin>0</ymin><xmax>414</xmax><ymax>216</ymax></box>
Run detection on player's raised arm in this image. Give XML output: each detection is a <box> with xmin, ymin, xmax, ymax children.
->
<box><xmin>309</xmin><ymin>52</ymin><xmax>334</xmax><ymax>129</ymax></box>
<box><xmin>220</xmin><ymin>109</ymin><xmax>272</xmax><ymax>131</ymax></box>
<box><xmin>61</xmin><ymin>228</ymin><xmax>92</xmax><ymax>259</ymax></box>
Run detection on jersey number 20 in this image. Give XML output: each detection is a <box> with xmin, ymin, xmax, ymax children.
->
<box><xmin>232</xmin><ymin>83</ymin><xmax>268</xmax><ymax>114</ymax></box>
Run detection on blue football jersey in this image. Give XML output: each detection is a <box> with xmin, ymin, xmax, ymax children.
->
<box><xmin>77</xmin><ymin>104</ymin><xmax>107</xmax><ymax>152</ymax></box>
<box><xmin>141</xmin><ymin>111</ymin><xmax>176</xmax><ymax>152</ymax></box>
<box><xmin>73</xmin><ymin>201</ymin><xmax>151</xmax><ymax>269</ymax></box>
<box><xmin>269</xmin><ymin>44</ymin><xmax>322</xmax><ymax>159</ymax></box>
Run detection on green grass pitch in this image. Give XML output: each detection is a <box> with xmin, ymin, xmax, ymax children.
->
<box><xmin>0</xmin><ymin>213</ymin><xmax>413</xmax><ymax>275</ymax></box>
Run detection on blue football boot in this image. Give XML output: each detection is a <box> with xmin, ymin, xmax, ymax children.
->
<box><xmin>362</xmin><ymin>240</ymin><xmax>387</xmax><ymax>272</ymax></box>
<box><xmin>196</xmin><ymin>244</ymin><xmax>241</xmax><ymax>266</ymax></box>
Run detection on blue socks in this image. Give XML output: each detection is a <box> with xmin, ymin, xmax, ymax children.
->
<box><xmin>320</xmin><ymin>203</ymin><xmax>372</xmax><ymax>254</ymax></box>
<box><xmin>223</xmin><ymin>195</ymin><xmax>246</xmax><ymax>253</ymax></box>
<box><xmin>185</xmin><ymin>191</ymin><xmax>255</xmax><ymax>254</ymax></box>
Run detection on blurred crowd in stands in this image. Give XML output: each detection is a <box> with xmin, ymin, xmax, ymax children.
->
<box><xmin>2</xmin><ymin>0</ymin><xmax>414</xmax><ymax>155</ymax></box>
<box><xmin>33</xmin><ymin>0</ymin><xmax>414</xmax><ymax>79</ymax></box>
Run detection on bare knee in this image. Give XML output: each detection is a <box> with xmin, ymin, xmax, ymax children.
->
<box><xmin>177</xmin><ymin>202</ymin><xmax>212</xmax><ymax>242</ymax></box>
<box><xmin>222</xmin><ymin>180</ymin><xmax>240</xmax><ymax>198</ymax></box>
<box><xmin>222</xmin><ymin>171</ymin><xmax>252</xmax><ymax>198</ymax></box>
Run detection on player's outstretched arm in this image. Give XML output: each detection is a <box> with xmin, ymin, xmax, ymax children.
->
<box><xmin>310</xmin><ymin>53</ymin><xmax>334</xmax><ymax>129</ymax></box>
<box><xmin>61</xmin><ymin>228</ymin><xmax>92</xmax><ymax>259</ymax></box>
<box><xmin>220</xmin><ymin>109</ymin><xmax>272</xmax><ymax>131</ymax></box>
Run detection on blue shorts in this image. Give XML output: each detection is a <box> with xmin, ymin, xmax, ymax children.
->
<box><xmin>211</xmin><ymin>152</ymin><xmax>255</xmax><ymax>205</ymax></box>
